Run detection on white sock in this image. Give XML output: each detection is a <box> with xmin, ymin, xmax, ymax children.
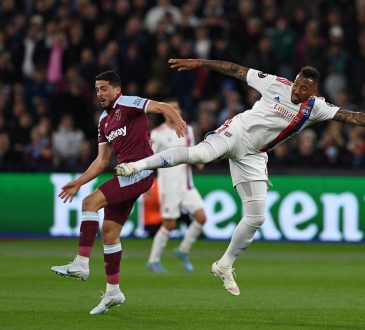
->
<box><xmin>133</xmin><ymin>147</ymin><xmax>189</xmax><ymax>171</ymax></box>
<box><xmin>179</xmin><ymin>221</ymin><xmax>203</xmax><ymax>254</ymax></box>
<box><xmin>106</xmin><ymin>283</ymin><xmax>120</xmax><ymax>293</ymax></box>
<box><xmin>218</xmin><ymin>219</ymin><xmax>258</xmax><ymax>268</ymax></box>
<box><xmin>132</xmin><ymin>159</ymin><xmax>148</xmax><ymax>172</ymax></box>
<box><xmin>148</xmin><ymin>226</ymin><xmax>170</xmax><ymax>263</ymax></box>
<box><xmin>75</xmin><ymin>255</ymin><xmax>89</xmax><ymax>265</ymax></box>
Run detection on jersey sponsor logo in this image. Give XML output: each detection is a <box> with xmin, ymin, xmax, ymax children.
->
<box><xmin>115</xmin><ymin>109</ymin><xmax>121</xmax><ymax>121</ymax></box>
<box><xmin>106</xmin><ymin>126</ymin><xmax>127</xmax><ymax>142</ymax></box>
<box><xmin>258</xmin><ymin>72</ymin><xmax>268</xmax><ymax>78</ymax></box>
<box><xmin>274</xmin><ymin>96</ymin><xmax>280</xmax><ymax>103</ymax></box>
<box><xmin>276</xmin><ymin>77</ymin><xmax>292</xmax><ymax>86</ymax></box>
<box><xmin>133</xmin><ymin>97</ymin><xmax>143</xmax><ymax>107</ymax></box>
<box><xmin>224</xmin><ymin>131</ymin><xmax>232</xmax><ymax>138</ymax></box>
<box><xmin>105</xmin><ymin>122</ymin><xmax>108</xmax><ymax>128</ymax></box>
<box><xmin>274</xmin><ymin>103</ymin><xmax>296</xmax><ymax>122</ymax></box>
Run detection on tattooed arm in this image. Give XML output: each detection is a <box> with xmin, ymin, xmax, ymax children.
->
<box><xmin>333</xmin><ymin>108</ymin><xmax>365</xmax><ymax>127</ymax></box>
<box><xmin>168</xmin><ymin>58</ymin><xmax>249</xmax><ymax>82</ymax></box>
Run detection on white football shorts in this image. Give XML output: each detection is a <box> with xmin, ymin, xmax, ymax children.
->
<box><xmin>159</xmin><ymin>187</ymin><xmax>205</xmax><ymax>219</ymax></box>
<box><xmin>207</xmin><ymin>116</ymin><xmax>270</xmax><ymax>187</ymax></box>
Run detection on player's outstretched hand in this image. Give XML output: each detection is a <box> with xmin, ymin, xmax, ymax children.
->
<box><xmin>58</xmin><ymin>181</ymin><xmax>81</xmax><ymax>203</ymax></box>
<box><xmin>174</xmin><ymin>118</ymin><xmax>187</xmax><ymax>138</ymax></box>
<box><xmin>169</xmin><ymin>59</ymin><xmax>202</xmax><ymax>71</ymax></box>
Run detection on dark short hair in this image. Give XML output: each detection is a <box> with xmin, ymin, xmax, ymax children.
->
<box><xmin>95</xmin><ymin>71</ymin><xmax>121</xmax><ymax>87</ymax></box>
<box><xmin>299</xmin><ymin>66</ymin><xmax>320</xmax><ymax>84</ymax></box>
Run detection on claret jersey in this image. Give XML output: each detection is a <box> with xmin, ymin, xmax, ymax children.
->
<box><xmin>238</xmin><ymin>69</ymin><xmax>340</xmax><ymax>152</ymax></box>
<box><xmin>98</xmin><ymin>95</ymin><xmax>154</xmax><ymax>163</ymax></box>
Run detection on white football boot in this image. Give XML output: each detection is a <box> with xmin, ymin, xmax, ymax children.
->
<box><xmin>211</xmin><ymin>261</ymin><xmax>240</xmax><ymax>296</ymax></box>
<box><xmin>90</xmin><ymin>290</ymin><xmax>125</xmax><ymax>315</ymax></box>
<box><xmin>115</xmin><ymin>163</ymin><xmax>138</xmax><ymax>176</ymax></box>
<box><xmin>51</xmin><ymin>257</ymin><xmax>89</xmax><ymax>281</ymax></box>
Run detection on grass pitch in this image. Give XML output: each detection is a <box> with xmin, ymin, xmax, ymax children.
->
<box><xmin>0</xmin><ymin>239</ymin><xmax>365</xmax><ymax>330</ymax></box>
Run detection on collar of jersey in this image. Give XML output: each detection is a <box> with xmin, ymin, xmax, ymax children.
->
<box><xmin>112</xmin><ymin>93</ymin><xmax>123</xmax><ymax>109</ymax></box>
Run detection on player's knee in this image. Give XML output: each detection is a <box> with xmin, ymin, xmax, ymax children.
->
<box><xmin>82</xmin><ymin>195</ymin><xmax>97</xmax><ymax>212</ymax></box>
<box><xmin>101</xmin><ymin>226</ymin><xmax>112</xmax><ymax>243</ymax></box>
<box><xmin>244</xmin><ymin>214</ymin><xmax>265</xmax><ymax>228</ymax></box>
<box><xmin>101</xmin><ymin>226</ymin><xmax>119</xmax><ymax>245</ymax></box>
<box><xmin>163</xmin><ymin>220</ymin><xmax>177</xmax><ymax>231</ymax></box>
<box><xmin>194</xmin><ymin>209</ymin><xmax>206</xmax><ymax>225</ymax></box>
<box><xmin>82</xmin><ymin>190</ymin><xmax>106</xmax><ymax>211</ymax></box>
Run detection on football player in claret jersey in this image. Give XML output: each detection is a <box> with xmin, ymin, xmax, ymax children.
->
<box><xmin>116</xmin><ymin>59</ymin><xmax>365</xmax><ymax>296</ymax></box>
<box><xmin>51</xmin><ymin>70</ymin><xmax>186</xmax><ymax>315</ymax></box>
<box><xmin>147</xmin><ymin>98</ymin><xmax>207</xmax><ymax>273</ymax></box>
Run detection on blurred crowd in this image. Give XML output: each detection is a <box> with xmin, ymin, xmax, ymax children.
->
<box><xmin>0</xmin><ymin>0</ymin><xmax>365</xmax><ymax>173</ymax></box>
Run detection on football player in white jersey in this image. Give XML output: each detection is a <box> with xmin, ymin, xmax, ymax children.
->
<box><xmin>147</xmin><ymin>98</ymin><xmax>206</xmax><ymax>273</ymax></box>
<box><xmin>116</xmin><ymin>59</ymin><xmax>365</xmax><ymax>296</ymax></box>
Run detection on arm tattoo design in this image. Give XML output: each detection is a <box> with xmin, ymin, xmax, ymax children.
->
<box><xmin>333</xmin><ymin>108</ymin><xmax>365</xmax><ymax>127</ymax></box>
<box><xmin>201</xmin><ymin>60</ymin><xmax>249</xmax><ymax>81</ymax></box>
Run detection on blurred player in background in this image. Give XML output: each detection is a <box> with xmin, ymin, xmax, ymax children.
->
<box><xmin>116</xmin><ymin>58</ymin><xmax>365</xmax><ymax>296</ymax></box>
<box><xmin>140</xmin><ymin>178</ymin><xmax>162</xmax><ymax>237</ymax></box>
<box><xmin>51</xmin><ymin>70</ymin><xmax>186</xmax><ymax>314</ymax></box>
<box><xmin>147</xmin><ymin>98</ymin><xmax>206</xmax><ymax>273</ymax></box>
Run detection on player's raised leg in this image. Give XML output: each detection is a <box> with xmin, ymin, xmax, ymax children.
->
<box><xmin>174</xmin><ymin>208</ymin><xmax>206</xmax><ymax>272</ymax></box>
<box><xmin>51</xmin><ymin>190</ymin><xmax>107</xmax><ymax>280</ymax></box>
<box><xmin>115</xmin><ymin>134</ymin><xmax>230</xmax><ymax>176</ymax></box>
<box><xmin>90</xmin><ymin>219</ymin><xmax>125</xmax><ymax>315</ymax></box>
<box><xmin>212</xmin><ymin>181</ymin><xmax>267</xmax><ymax>296</ymax></box>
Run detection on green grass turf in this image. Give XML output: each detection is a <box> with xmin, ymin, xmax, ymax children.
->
<box><xmin>0</xmin><ymin>239</ymin><xmax>365</xmax><ymax>330</ymax></box>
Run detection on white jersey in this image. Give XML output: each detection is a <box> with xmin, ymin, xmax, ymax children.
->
<box><xmin>234</xmin><ymin>69</ymin><xmax>340</xmax><ymax>152</ymax></box>
<box><xmin>210</xmin><ymin>69</ymin><xmax>340</xmax><ymax>187</ymax></box>
<box><xmin>151</xmin><ymin>123</ymin><xmax>195</xmax><ymax>192</ymax></box>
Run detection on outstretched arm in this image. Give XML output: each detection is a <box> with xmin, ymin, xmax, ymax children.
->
<box><xmin>169</xmin><ymin>59</ymin><xmax>249</xmax><ymax>82</ymax></box>
<box><xmin>147</xmin><ymin>100</ymin><xmax>186</xmax><ymax>137</ymax></box>
<box><xmin>333</xmin><ymin>108</ymin><xmax>365</xmax><ymax>127</ymax></box>
<box><xmin>59</xmin><ymin>143</ymin><xmax>113</xmax><ymax>203</ymax></box>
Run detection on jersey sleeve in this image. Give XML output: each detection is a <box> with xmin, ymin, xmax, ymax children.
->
<box><xmin>246</xmin><ymin>69</ymin><xmax>277</xmax><ymax>95</ymax></box>
<box><xmin>311</xmin><ymin>98</ymin><xmax>340</xmax><ymax>122</ymax></box>
<box><xmin>116</xmin><ymin>95</ymin><xmax>151</xmax><ymax>113</ymax></box>
<box><xmin>98</xmin><ymin>111</ymin><xmax>108</xmax><ymax>144</ymax></box>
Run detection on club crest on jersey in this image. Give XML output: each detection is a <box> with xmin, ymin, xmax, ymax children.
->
<box><xmin>115</xmin><ymin>109</ymin><xmax>121</xmax><ymax>121</ymax></box>
<box><xmin>300</xmin><ymin>106</ymin><xmax>311</xmax><ymax>116</ymax></box>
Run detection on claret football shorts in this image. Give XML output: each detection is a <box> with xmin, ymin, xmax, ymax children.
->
<box><xmin>99</xmin><ymin>170</ymin><xmax>155</xmax><ymax>225</ymax></box>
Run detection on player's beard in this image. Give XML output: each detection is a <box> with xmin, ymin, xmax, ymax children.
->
<box><xmin>101</xmin><ymin>99</ymin><xmax>112</xmax><ymax>110</ymax></box>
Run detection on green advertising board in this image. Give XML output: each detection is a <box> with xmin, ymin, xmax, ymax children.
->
<box><xmin>0</xmin><ymin>173</ymin><xmax>364</xmax><ymax>242</ymax></box>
